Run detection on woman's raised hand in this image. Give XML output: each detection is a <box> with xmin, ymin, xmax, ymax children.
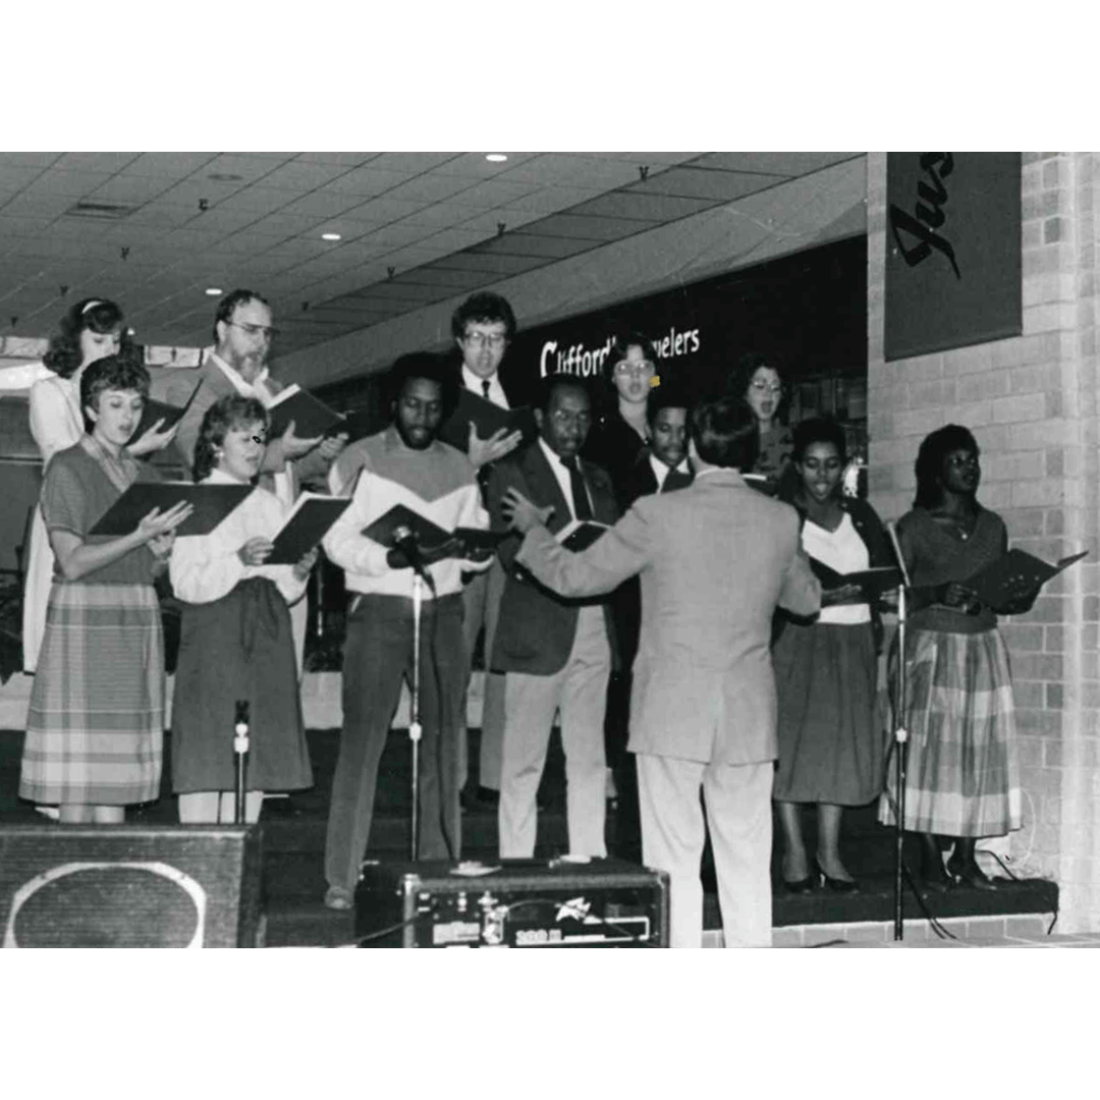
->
<box><xmin>237</xmin><ymin>536</ymin><xmax>275</xmax><ymax>566</ymax></box>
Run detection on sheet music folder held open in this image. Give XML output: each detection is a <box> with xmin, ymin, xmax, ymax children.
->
<box><xmin>89</xmin><ymin>482</ymin><xmax>253</xmax><ymax>538</ymax></box>
<box><xmin>967</xmin><ymin>548</ymin><xmax>1088</xmax><ymax>612</ymax></box>
<box><xmin>361</xmin><ymin>503</ymin><xmax>506</xmax><ymax>555</ymax></box>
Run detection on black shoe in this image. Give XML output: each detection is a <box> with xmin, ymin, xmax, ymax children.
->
<box><xmin>947</xmin><ymin>856</ymin><xmax>998</xmax><ymax>891</ymax></box>
<box><xmin>814</xmin><ymin>858</ymin><xmax>859</xmax><ymax>894</ymax></box>
<box><xmin>783</xmin><ymin>875</ymin><xmax>816</xmax><ymax>895</ymax></box>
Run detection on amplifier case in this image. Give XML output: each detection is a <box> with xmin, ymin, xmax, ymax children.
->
<box><xmin>0</xmin><ymin>825</ymin><xmax>264</xmax><ymax>948</ymax></box>
<box><xmin>355</xmin><ymin>858</ymin><xmax>670</xmax><ymax>948</ymax></box>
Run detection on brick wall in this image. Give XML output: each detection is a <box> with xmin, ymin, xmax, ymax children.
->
<box><xmin>866</xmin><ymin>152</ymin><xmax>1100</xmax><ymax>931</ymax></box>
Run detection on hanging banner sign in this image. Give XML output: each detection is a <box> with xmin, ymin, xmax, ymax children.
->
<box><xmin>884</xmin><ymin>152</ymin><xmax>1022</xmax><ymax>361</ymax></box>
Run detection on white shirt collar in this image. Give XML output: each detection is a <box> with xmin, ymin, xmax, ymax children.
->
<box><xmin>649</xmin><ymin>453</ymin><xmax>690</xmax><ymax>488</ymax></box>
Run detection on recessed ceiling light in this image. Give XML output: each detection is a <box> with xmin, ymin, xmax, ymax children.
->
<box><xmin>485</xmin><ymin>153</ymin><xmax>508</xmax><ymax>163</ymax></box>
<box><xmin>205</xmin><ymin>287</ymin><xmax>223</xmax><ymax>296</ymax></box>
<box><xmin>321</xmin><ymin>232</ymin><xmax>342</xmax><ymax>241</ymax></box>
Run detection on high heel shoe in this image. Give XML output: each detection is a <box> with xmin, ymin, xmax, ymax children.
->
<box><xmin>814</xmin><ymin>858</ymin><xmax>859</xmax><ymax>893</ymax></box>
<box><xmin>783</xmin><ymin>875</ymin><xmax>816</xmax><ymax>895</ymax></box>
<box><xmin>946</xmin><ymin>856</ymin><xmax>998</xmax><ymax>891</ymax></box>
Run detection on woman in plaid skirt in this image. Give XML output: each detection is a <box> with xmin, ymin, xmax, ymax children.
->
<box><xmin>19</xmin><ymin>354</ymin><xmax>192</xmax><ymax>824</ymax></box>
<box><xmin>879</xmin><ymin>424</ymin><xmax>1040</xmax><ymax>891</ymax></box>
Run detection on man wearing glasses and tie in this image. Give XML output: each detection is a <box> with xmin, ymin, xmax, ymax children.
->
<box><xmin>451</xmin><ymin>292</ymin><xmax>526</xmax><ymax>809</ymax></box>
<box><xmin>173</xmin><ymin>289</ymin><xmax>346</xmax><ymax>672</ymax></box>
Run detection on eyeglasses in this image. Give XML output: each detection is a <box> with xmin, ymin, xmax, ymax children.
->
<box><xmin>463</xmin><ymin>332</ymin><xmax>507</xmax><ymax>349</ymax></box>
<box><xmin>750</xmin><ymin>380</ymin><xmax>783</xmax><ymax>395</ymax></box>
<box><xmin>614</xmin><ymin>360</ymin><xmax>655</xmax><ymax>377</ymax></box>
<box><xmin>228</xmin><ymin>321</ymin><xmax>280</xmax><ymax>340</ymax></box>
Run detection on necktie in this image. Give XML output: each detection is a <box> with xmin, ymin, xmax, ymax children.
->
<box><xmin>662</xmin><ymin>466</ymin><xmax>693</xmax><ymax>493</ymax></box>
<box><xmin>562</xmin><ymin>455</ymin><xmax>594</xmax><ymax>521</ymax></box>
<box><xmin>481</xmin><ymin>379</ymin><xmax>492</xmax><ymax>400</ymax></box>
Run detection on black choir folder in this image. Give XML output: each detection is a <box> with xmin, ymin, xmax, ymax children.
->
<box><xmin>557</xmin><ymin>520</ymin><xmax>610</xmax><ymax>553</ymax></box>
<box><xmin>968</xmin><ymin>548</ymin><xmax>1088</xmax><ymax>612</ymax></box>
<box><xmin>128</xmin><ymin>377</ymin><xmax>204</xmax><ymax>442</ymax></box>
<box><xmin>361</xmin><ymin>503</ymin><xmax>506</xmax><ymax>555</ymax></box>
<box><xmin>438</xmin><ymin>389</ymin><xmax>537</xmax><ymax>452</ymax></box>
<box><xmin>89</xmin><ymin>482</ymin><xmax>253</xmax><ymax>538</ymax></box>
<box><xmin>808</xmin><ymin>558</ymin><xmax>902</xmax><ymax>599</ymax></box>
<box><xmin>265</xmin><ymin>493</ymin><xmax>352</xmax><ymax>565</ymax></box>
<box><xmin>267</xmin><ymin>384</ymin><xmax>347</xmax><ymax>440</ymax></box>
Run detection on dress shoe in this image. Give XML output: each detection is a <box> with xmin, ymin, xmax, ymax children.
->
<box><xmin>814</xmin><ymin>858</ymin><xmax>859</xmax><ymax>893</ymax></box>
<box><xmin>324</xmin><ymin>885</ymin><xmax>354</xmax><ymax>911</ymax></box>
<box><xmin>783</xmin><ymin>875</ymin><xmax>816</xmax><ymax>895</ymax></box>
<box><xmin>946</xmin><ymin>856</ymin><xmax>998</xmax><ymax>891</ymax></box>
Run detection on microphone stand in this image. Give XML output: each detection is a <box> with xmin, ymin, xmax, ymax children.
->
<box><xmin>233</xmin><ymin>700</ymin><xmax>250</xmax><ymax>827</ymax></box>
<box><xmin>886</xmin><ymin>523</ymin><xmax>912</xmax><ymax>942</ymax></box>
<box><xmin>409</xmin><ymin>572</ymin><xmax>424</xmax><ymax>861</ymax></box>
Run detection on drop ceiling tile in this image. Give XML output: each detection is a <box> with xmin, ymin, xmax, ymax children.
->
<box><xmin>368</xmin><ymin>153</ymin><xmax>460</xmax><ymax>174</ymax></box>
<box><xmin>400</xmin><ymin>201</ymin><xmax>476</xmax><ymax>229</ymax></box>
<box><xmin>529</xmin><ymin>212</ymin><xmax>653</xmax><ymax>241</ymax></box>
<box><xmin>472</xmin><ymin>232</ymin><xmax>593</xmax><ymax>260</ymax></box>
<box><xmin>89</xmin><ymin>174</ymin><xmax>176</xmax><ymax>203</ymax></box>
<box><xmin>121</xmin><ymin>204</ymin><xmax>199</xmax><ymax>228</ymax></box>
<box><xmin>432</xmin><ymin>152</ymin><xmax>539</xmax><ymax>178</ymax></box>
<box><xmin>385</xmin><ymin>174</ymin><xmax>481</xmax><ymax>205</ymax></box>
<box><xmin>498</xmin><ymin>154</ymin><xmax>643</xmax><ymax>189</ymax></box>
<box><xmin>184</xmin><ymin>207</ymin><xmax>271</xmax><ymax>234</ymax></box>
<box><xmin>347</xmin><ymin>284</ymin><xmax>442</xmax><ymax>307</ymax></box>
<box><xmin>155</xmin><ymin>179</ymin><xmax>250</xmax><ymax>208</ymax></box>
<box><xmin>199</xmin><ymin>153</ymin><xmax>296</xmax><ymax>182</ymax></box>
<box><xmin>0</xmin><ymin>152</ymin><xmax>63</xmax><ymax>168</ymax></box>
<box><xmin>628</xmin><ymin>166</ymin><xmax>788</xmax><ymax>202</ymax></box>
<box><xmin>388</xmin><ymin>267</ymin><xmax>489</xmax><ymax>290</ymax></box>
<box><xmin>367</xmin><ymin>223</ymin><xmax>435</xmax><ymax>248</ymax></box>
<box><xmin>56</xmin><ymin>152</ymin><xmax>142</xmax><ymax>173</ymax></box>
<box><xmin>493</xmin><ymin>185</ymin><xmax>605</xmax><ymax>214</ymax></box>
<box><xmin>255</xmin><ymin>238</ymin><xmax>324</xmax><ymax>260</ymax></box>
<box><xmin>323</xmin><ymin>166</ymin><xmax>418</xmax><ymax>196</ymax></box>
<box><xmin>689</xmin><ymin>152</ymin><xmax>859</xmax><ymax>175</ymax></box>
<box><xmin>430</xmin><ymin>252</ymin><xmax>547</xmax><ymax>276</ymax></box>
<box><xmin>341</xmin><ymin>196</ymin><xmax>428</xmax><ymax>223</ymax></box>
<box><xmin>203</xmin><ymin>233</ymin><xmax>285</xmax><ymax>256</ymax></box>
<box><xmin>254</xmin><ymin>161</ymin><xmax>354</xmax><ymax>191</ymax></box>
<box><xmin>27</xmin><ymin>170</ymin><xmax>114</xmax><ymax>197</ymax></box>
<box><xmin>417</xmin><ymin>227</ymin><xmax>493</xmax><ymax>252</ymax></box>
<box><xmin>582</xmin><ymin>152</ymin><xmax>702</xmax><ymax>164</ymax></box>
<box><xmin>277</xmin><ymin>191</ymin><xmax>367</xmax><ymax>218</ymax></box>
<box><xmin>244</xmin><ymin>212</ymin><xmax>325</xmax><ymax>237</ymax></box>
<box><xmin>231</xmin><ymin>254</ymin><xmax>302</xmax><ymax>276</ymax></box>
<box><xmin>0</xmin><ymin>166</ymin><xmax>47</xmax><ymax>190</ymax></box>
<box><xmin>568</xmin><ymin>192</ymin><xmax>718</xmax><ymax>221</ymax></box>
<box><xmin>295</xmin><ymin>152</ymin><xmax>380</xmax><ymax>166</ymax></box>
<box><xmin>214</xmin><ymin>186</ymin><xmax>299</xmax><ymax>215</ymax></box>
<box><xmin>443</xmin><ymin>178</ymin><xmax>542</xmax><ymax>209</ymax></box>
<box><xmin>2</xmin><ymin>191</ymin><xmax>72</xmax><ymax>217</ymax></box>
<box><xmin>125</xmin><ymin>152</ymin><xmax>219</xmax><ymax>177</ymax></box>
<box><xmin>162</xmin><ymin>227</ymin><xmax>235</xmax><ymax>252</ymax></box>
<box><xmin>456</xmin><ymin>209</ymin><xmax>543</xmax><ymax>235</ymax></box>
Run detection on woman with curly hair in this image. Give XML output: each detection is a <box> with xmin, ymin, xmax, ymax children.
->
<box><xmin>879</xmin><ymin>424</ymin><xmax>1038</xmax><ymax>891</ymax></box>
<box><xmin>23</xmin><ymin>298</ymin><xmax>177</xmax><ymax>674</ymax></box>
<box><xmin>19</xmin><ymin>354</ymin><xmax>191</xmax><ymax>823</ymax></box>
<box><xmin>729</xmin><ymin>353</ymin><xmax>796</xmax><ymax>494</ymax></box>
<box><xmin>169</xmin><ymin>395</ymin><xmax>315</xmax><ymax>824</ymax></box>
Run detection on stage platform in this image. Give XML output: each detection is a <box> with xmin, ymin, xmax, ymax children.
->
<box><xmin>0</xmin><ymin>727</ymin><xmax>1060</xmax><ymax>948</ymax></box>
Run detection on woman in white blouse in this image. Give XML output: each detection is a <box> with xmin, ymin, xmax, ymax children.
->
<box><xmin>23</xmin><ymin>298</ymin><xmax>177</xmax><ymax>674</ymax></box>
<box><xmin>169</xmin><ymin>395</ymin><xmax>317</xmax><ymax>824</ymax></box>
<box><xmin>772</xmin><ymin>418</ymin><xmax>891</xmax><ymax>894</ymax></box>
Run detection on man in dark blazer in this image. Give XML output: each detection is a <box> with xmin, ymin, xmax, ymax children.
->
<box><xmin>503</xmin><ymin>394</ymin><xmax>821</xmax><ymax>947</ymax></box>
<box><xmin>486</xmin><ymin>375</ymin><xmax>619</xmax><ymax>858</ymax></box>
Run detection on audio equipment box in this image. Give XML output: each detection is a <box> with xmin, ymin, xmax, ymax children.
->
<box><xmin>0</xmin><ymin>825</ymin><xmax>264</xmax><ymax>948</ymax></box>
<box><xmin>355</xmin><ymin>858</ymin><xmax>669</xmax><ymax>948</ymax></box>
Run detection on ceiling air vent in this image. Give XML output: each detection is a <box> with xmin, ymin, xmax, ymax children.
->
<box><xmin>65</xmin><ymin>201</ymin><xmax>137</xmax><ymax>220</ymax></box>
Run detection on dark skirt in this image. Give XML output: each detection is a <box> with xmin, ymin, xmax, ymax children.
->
<box><xmin>21</xmin><ymin>583</ymin><xmax>164</xmax><ymax>806</ymax></box>
<box><xmin>773</xmin><ymin>619</ymin><xmax>882</xmax><ymax>805</ymax></box>
<box><xmin>172</xmin><ymin>577</ymin><xmax>312</xmax><ymax>793</ymax></box>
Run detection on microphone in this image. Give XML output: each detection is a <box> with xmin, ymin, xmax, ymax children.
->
<box><xmin>392</xmin><ymin>525</ymin><xmax>435</xmax><ymax>590</ymax></box>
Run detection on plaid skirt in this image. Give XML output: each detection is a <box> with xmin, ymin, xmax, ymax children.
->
<box><xmin>20</xmin><ymin>583</ymin><xmax>165</xmax><ymax>806</ymax></box>
<box><xmin>878</xmin><ymin>627</ymin><xmax>1021</xmax><ymax>837</ymax></box>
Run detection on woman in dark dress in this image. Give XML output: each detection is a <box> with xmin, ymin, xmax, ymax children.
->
<box><xmin>773</xmin><ymin>418</ymin><xmax>890</xmax><ymax>892</ymax></box>
<box><xmin>730</xmin><ymin>352</ymin><xmax>796</xmax><ymax>494</ymax></box>
<box><xmin>879</xmin><ymin>425</ymin><xmax>1037</xmax><ymax>891</ymax></box>
<box><xmin>19</xmin><ymin>354</ymin><xmax>192</xmax><ymax>824</ymax></box>
<box><xmin>169</xmin><ymin>396</ymin><xmax>316</xmax><ymax>824</ymax></box>
<box><xmin>583</xmin><ymin>333</ymin><xmax>658</xmax><ymax>504</ymax></box>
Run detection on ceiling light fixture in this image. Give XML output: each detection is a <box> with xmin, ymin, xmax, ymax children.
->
<box><xmin>205</xmin><ymin>287</ymin><xmax>223</xmax><ymax>296</ymax></box>
<box><xmin>321</xmin><ymin>232</ymin><xmax>342</xmax><ymax>241</ymax></box>
<box><xmin>485</xmin><ymin>153</ymin><xmax>508</xmax><ymax>163</ymax></box>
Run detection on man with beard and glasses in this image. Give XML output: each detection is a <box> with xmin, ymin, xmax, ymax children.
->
<box><xmin>173</xmin><ymin>288</ymin><xmax>346</xmax><ymax>673</ymax></box>
<box><xmin>319</xmin><ymin>354</ymin><xmax>492</xmax><ymax>911</ymax></box>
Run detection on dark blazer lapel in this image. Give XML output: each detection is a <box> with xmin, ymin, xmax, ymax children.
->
<box><xmin>523</xmin><ymin>443</ymin><xmax>573</xmax><ymax>536</ymax></box>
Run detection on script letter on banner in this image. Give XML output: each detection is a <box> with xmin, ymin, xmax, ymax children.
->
<box><xmin>884</xmin><ymin>152</ymin><xmax>1021</xmax><ymax>361</ymax></box>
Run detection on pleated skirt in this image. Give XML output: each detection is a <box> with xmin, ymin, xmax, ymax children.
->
<box><xmin>878</xmin><ymin>627</ymin><xmax>1021</xmax><ymax>837</ymax></box>
<box><xmin>773</xmin><ymin>619</ymin><xmax>882</xmax><ymax>805</ymax></box>
<box><xmin>20</xmin><ymin>583</ymin><xmax>164</xmax><ymax>805</ymax></box>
